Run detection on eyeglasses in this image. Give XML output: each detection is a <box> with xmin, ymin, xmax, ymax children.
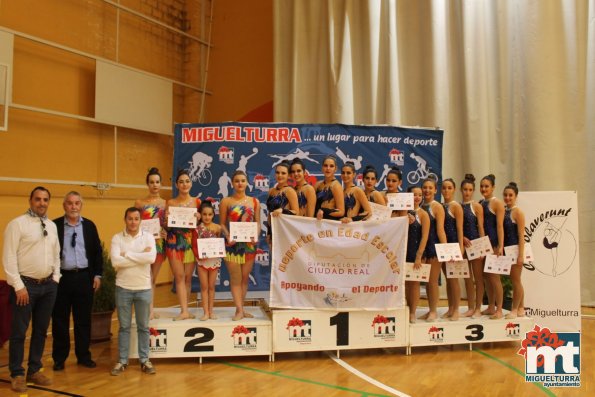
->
<box><xmin>71</xmin><ymin>232</ymin><xmax>77</xmax><ymax>248</ymax></box>
<box><xmin>40</xmin><ymin>220</ymin><xmax>48</xmax><ymax>237</ymax></box>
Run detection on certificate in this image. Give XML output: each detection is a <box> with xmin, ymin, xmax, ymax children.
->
<box><xmin>167</xmin><ymin>207</ymin><xmax>197</xmax><ymax>228</ymax></box>
<box><xmin>466</xmin><ymin>236</ymin><xmax>494</xmax><ymax>260</ymax></box>
<box><xmin>504</xmin><ymin>242</ymin><xmax>534</xmax><ymax>262</ymax></box>
<box><xmin>196</xmin><ymin>238</ymin><xmax>226</xmax><ymax>259</ymax></box>
<box><xmin>404</xmin><ymin>262</ymin><xmax>431</xmax><ymax>282</ymax></box>
<box><xmin>141</xmin><ymin>218</ymin><xmax>161</xmax><ymax>239</ymax></box>
<box><xmin>368</xmin><ymin>202</ymin><xmax>392</xmax><ymax>221</ymax></box>
<box><xmin>229</xmin><ymin>222</ymin><xmax>258</xmax><ymax>242</ymax></box>
<box><xmin>445</xmin><ymin>260</ymin><xmax>470</xmax><ymax>279</ymax></box>
<box><xmin>484</xmin><ymin>254</ymin><xmax>515</xmax><ymax>275</ymax></box>
<box><xmin>435</xmin><ymin>243</ymin><xmax>463</xmax><ymax>262</ymax></box>
<box><xmin>386</xmin><ymin>193</ymin><xmax>414</xmax><ymax>210</ymax></box>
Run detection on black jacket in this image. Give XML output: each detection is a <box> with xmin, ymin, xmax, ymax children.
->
<box><xmin>53</xmin><ymin>216</ymin><xmax>103</xmax><ymax>281</ymax></box>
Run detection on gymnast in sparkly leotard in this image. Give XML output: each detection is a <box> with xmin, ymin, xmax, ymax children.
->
<box><xmin>165</xmin><ymin>169</ymin><xmax>201</xmax><ymax>321</ymax></box>
<box><xmin>480</xmin><ymin>174</ymin><xmax>505</xmax><ymax>319</ymax></box>
<box><xmin>220</xmin><ymin>170</ymin><xmax>261</xmax><ymax>321</ymax></box>
<box><xmin>502</xmin><ymin>181</ymin><xmax>526</xmax><ymax>319</ymax></box>
<box><xmin>135</xmin><ymin>167</ymin><xmax>167</xmax><ymax>320</ymax></box>
<box><xmin>194</xmin><ymin>201</ymin><xmax>223</xmax><ymax>321</ymax></box>
<box><xmin>314</xmin><ymin>155</ymin><xmax>345</xmax><ymax>220</ymax></box>
<box><xmin>460</xmin><ymin>174</ymin><xmax>485</xmax><ymax>318</ymax></box>
<box><xmin>290</xmin><ymin>158</ymin><xmax>316</xmax><ymax>217</ymax></box>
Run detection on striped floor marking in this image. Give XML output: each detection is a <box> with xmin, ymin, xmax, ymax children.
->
<box><xmin>327</xmin><ymin>352</ymin><xmax>411</xmax><ymax>397</ymax></box>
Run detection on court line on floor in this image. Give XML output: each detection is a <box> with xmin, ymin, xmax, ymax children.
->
<box><xmin>0</xmin><ymin>378</ymin><xmax>84</xmax><ymax>396</ymax></box>
<box><xmin>219</xmin><ymin>360</ymin><xmax>394</xmax><ymax>397</ymax></box>
<box><xmin>473</xmin><ymin>348</ymin><xmax>556</xmax><ymax>397</ymax></box>
<box><xmin>326</xmin><ymin>352</ymin><xmax>411</xmax><ymax>397</ymax></box>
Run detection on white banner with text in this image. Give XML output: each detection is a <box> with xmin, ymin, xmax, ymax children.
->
<box><xmin>270</xmin><ymin>216</ymin><xmax>407</xmax><ymax>310</ymax></box>
<box><xmin>518</xmin><ymin>191</ymin><xmax>581</xmax><ymax>332</ymax></box>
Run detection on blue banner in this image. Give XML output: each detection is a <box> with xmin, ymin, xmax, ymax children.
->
<box><xmin>173</xmin><ymin>122</ymin><xmax>443</xmax><ymax>292</ymax></box>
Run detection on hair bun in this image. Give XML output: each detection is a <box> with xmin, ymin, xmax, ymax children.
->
<box><xmin>489</xmin><ymin>174</ymin><xmax>496</xmax><ymax>180</ymax></box>
<box><xmin>391</xmin><ymin>166</ymin><xmax>401</xmax><ymax>171</ymax></box>
<box><xmin>508</xmin><ymin>181</ymin><xmax>518</xmax><ymax>187</ymax></box>
<box><xmin>427</xmin><ymin>174</ymin><xmax>437</xmax><ymax>181</ymax></box>
<box><xmin>364</xmin><ymin>165</ymin><xmax>376</xmax><ymax>171</ymax></box>
<box><xmin>464</xmin><ymin>173</ymin><xmax>475</xmax><ymax>182</ymax></box>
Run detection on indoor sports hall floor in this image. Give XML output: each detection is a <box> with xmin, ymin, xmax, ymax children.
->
<box><xmin>1</xmin><ymin>284</ymin><xmax>592</xmax><ymax>397</ymax></box>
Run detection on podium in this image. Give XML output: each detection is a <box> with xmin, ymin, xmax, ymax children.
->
<box><xmin>129</xmin><ymin>306</ymin><xmax>272</xmax><ymax>362</ymax></box>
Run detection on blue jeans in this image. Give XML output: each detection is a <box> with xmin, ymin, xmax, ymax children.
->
<box><xmin>116</xmin><ymin>286</ymin><xmax>151</xmax><ymax>364</ymax></box>
<box><xmin>9</xmin><ymin>279</ymin><xmax>58</xmax><ymax>377</ymax></box>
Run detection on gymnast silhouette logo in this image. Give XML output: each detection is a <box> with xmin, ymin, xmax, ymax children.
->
<box><xmin>269</xmin><ymin>148</ymin><xmax>319</xmax><ymax>167</ymax></box>
<box><xmin>525</xmin><ymin>210</ymin><xmax>577</xmax><ymax>277</ymax></box>
<box><xmin>335</xmin><ymin>147</ymin><xmax>362</xmax><ymax>170</ymax></box>
<box><xmin>188</xmin><ymin>151</ymin><xmax>213</xmax><ymax>186</ymax></box>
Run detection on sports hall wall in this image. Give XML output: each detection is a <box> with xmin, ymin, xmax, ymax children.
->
<box><xmin>0</xmin><ymin>0</ymin><xmax>273</xmax><ymax>283</ymax></box>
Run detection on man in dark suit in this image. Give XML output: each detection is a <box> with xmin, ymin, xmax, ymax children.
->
<box><xmin>52</xmin><ymin>191</ymin><xmax>103</xmax><ymax>370</ymax></box>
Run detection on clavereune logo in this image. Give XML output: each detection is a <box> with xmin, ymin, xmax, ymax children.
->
<box><xmin>518</xmin><ymin>325</ymin><xmax>580</xmax><ymax>388</ymax></box>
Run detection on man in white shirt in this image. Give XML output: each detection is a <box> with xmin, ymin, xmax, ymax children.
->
<box><xmin>110</xmin><ymin>207</ymin><xmax>157</xmax><ymax>376</ymax></box>
<box><xmin>2</xmin><ymin>186</ymin><xmax>61</xmax><ymax>393</ymax></box>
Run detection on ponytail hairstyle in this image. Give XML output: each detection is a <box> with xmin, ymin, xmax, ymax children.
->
<box><xmin>461</xmin><ymin>173</ymin><xmax>476</xmax><ymax>189</ymax></box>
<box><xmin>176</xmin><ymin>168</ymin><xmax>190</xmax><ymax>183</ymax></box>
<box><xmin>387</xmin><ymin>166</ymin><xmax>402</xmax><ymax>181</ymax></box>
<box><xmin>504</xmin><ymin>181</ymin><xmax>519</xmax><ymax>196</ymax></box>
<box><xmin>146</xmin><ymin>167</ymin><xmax>161</xmax><ymax>184</ymax></box>
<box><xmin>363</xmin><ymin>165</ymin><xmax>377</xmax><ymax>179</ymax></box>
<box><xmin>481</xmin><ymin>174</ymin><xmax>496</xmax><ymax>186</ymax></box>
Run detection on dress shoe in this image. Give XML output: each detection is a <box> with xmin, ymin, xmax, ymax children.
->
<box><xmin>77</xmin><ymin>359</ymin><xmax>97</xmax><ymax>368</ymax></box>
<box><xmin>26</xmin><ymin>371</ymin><xmax>52</xmax><ymax>386</ymax></box>
<box><xmin>53</xmin><ymin>362</ymin><xmax>65</xmax><ymax>371</ymax></box>
<box><xmin>11</xmin><ymin>375</ymin><xmax>27</xmax><ymax>392</ymax></box>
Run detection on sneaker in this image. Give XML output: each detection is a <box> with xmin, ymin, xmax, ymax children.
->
<box><xmin>140</xmin><ymin>360</ymin><xmax>156</xmax><ymax>375</ymax></box>
<box><xmin>11</xmin><ymin>375</ymin><xmax>27</xmax><ymax>392</ymax></box>
<box><xmin>26</xmin><ymin>371</ymin><xmax>52</xmax><ymax>386</ymax></box>
<box><xmin>110</xmin><ymin>362</ymin><xmax>127</xmax><ymax>376</ymax></box>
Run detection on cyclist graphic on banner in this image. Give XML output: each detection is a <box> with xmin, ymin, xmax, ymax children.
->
<box><xmin>407</xmin><ymin>153</ymin><xmax>437</xmax><ymax>184</ymax></box>
<box><xmin>188</xmin><ymin>151</ymin><xmax>213</xmax><ymax>186</ymax></box>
